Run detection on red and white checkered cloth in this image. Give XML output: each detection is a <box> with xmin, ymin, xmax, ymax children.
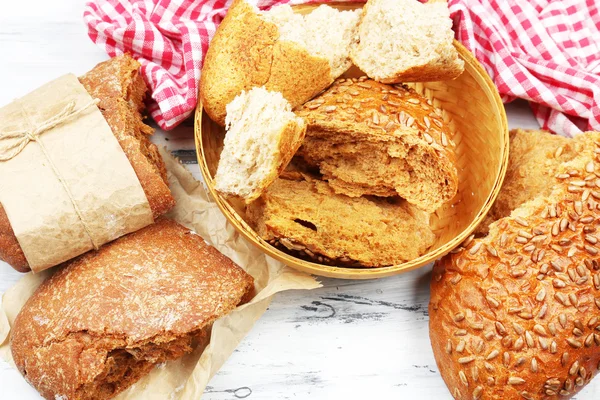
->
<box><xmin>84</xmin><ymin>0</ymin><xmax>600</xmax><ymax>136</ymax></box>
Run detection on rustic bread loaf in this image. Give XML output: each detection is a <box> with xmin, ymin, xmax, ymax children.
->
<box><xmin>295</xmin><ymin>77</ymin><xmax>458</xmax><ymax>213</ymax></box>
<box><xmin>200</xmin><ymin>0</ymin><xmax>360</xmax><ymax>125</ymax></box>
<box><xmin>214</xmin><ymin>87</ymin><xmax>306</xmax><ymax>202</ymax></box>
<box><xmin>246</xmin><ymin>170</ymin><xmax>435</xmax><ymax>267</ymax></box>
<box><xmin>430</xmin><ymin>133</ymin><xmax>600</xmax><ymax>400</ymax></box>
<box><xmin>11</xmin><ymin>219</ymin><xmax>254</xmax><ymax>400</ymax></box>
<box><xmin>351</xmin><ymin>0</ymin><xmax>464</xmax><ymax>83</ymax></box>
<box><xmin>477</xmin><ymin>129</ymin><xmax>599</xmax><ymax>235</ymax></box>
<box><xmin>0</xmin><ymin>54</ymin><xmax>175</xmax><ymax>273</ymax></box>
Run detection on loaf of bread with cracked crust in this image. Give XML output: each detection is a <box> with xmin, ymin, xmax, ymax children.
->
<box><xmin>199</xmin><ymin>0</ymin><xmax>360</xmax><ymax>126</ymax></box>
<box><xmin>0</xmin><ymin>54</ymin><xmax>175</xmax><ymax>272</ymax></box>
<box><xmin>430</xmin><ymin>132</ymin><xmax>600</xmax><ymax>400</ymax></box>
<box><xmin>477</xmin><ymin>129</ymin><xmax>600</xmax><ymax>235</ymax></box>
<box><xmin>11</xmin><ymin>219</ymin><xmax>254</xmax><ymax>400</ymax></box>
<box><xmin>246</xmin><ymin>170</ymin><xmax>435</xmax><ymax>267</ymax></box>
<box><xmin>295</xmin><ymin>77</ymin><xmax>457</xmax><ymax>213</ymax></box>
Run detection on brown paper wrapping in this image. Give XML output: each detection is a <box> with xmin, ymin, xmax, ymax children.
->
<box><xmin>0</xmin><ymin>148</ymin><xmax>320</xmax><ymax>399</ymax></box>
<box><xmin>0</xmin><ymin>74</ymin><xmax>154</xmax><ymax>272</ymax></box>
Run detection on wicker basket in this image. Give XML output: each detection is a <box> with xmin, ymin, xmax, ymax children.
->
<box><xmin>195</xmin><ymin>2</ymin><xmax>509</xmax><ymax>279</ymax></box>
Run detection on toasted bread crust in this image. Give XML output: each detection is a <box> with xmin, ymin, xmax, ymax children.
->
<box><xmin>0</xmin><ymin>54</ymin><xmax>175</xmax><ymax>272</ymax></box>
<box><xmin>199</xmin><ymin>0</ymin><xmax>332</xmax><ymax>126</ymax></box>
<box><xmin>11</xmin><ymin>219</ymin><xmax>254</xmax><ymax>400</ymax></box>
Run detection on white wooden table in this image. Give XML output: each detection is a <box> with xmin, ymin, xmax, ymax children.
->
<box><xmin>0</xmin><ymin>1</ymin><xmax>598</xmax><ymax>399</ymax></box>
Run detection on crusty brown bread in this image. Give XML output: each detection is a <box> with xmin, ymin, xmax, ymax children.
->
<box><xmin>246</xmin><ymin>170</ymin><xmax>435</xmax><ymax>267</ymax></box>
<box><xmin>295</xmin><ymin>77</ymin><xmax>458</xmax><ymax>213</ymax></box>
<box><xmin>0</xmin><ymin>54</ymin><xmax>175</xmax><ymax>272</ymax></box>
<box><xmin>350</xmin><ymin>0</ymin><xmax>464</xmax><ymax>83</ymax></box>
<box><xmin>199</xmin><ymin>0</ymin><xmax>359</xmax><ymax>126</ymax></box>
<box><xmin>11</xmin><ymin>219</ymin><xmax>254</xmax><ymax>400</ymax></box>
<box><xmin>429</xmin><ymin>132</ymin><xmax>600</xmax><ymax>400</ymax></box>
<box><xmin>477</xmin><ymin>129</ymin><xmax>599</xmax><ymax>235</ymax></box>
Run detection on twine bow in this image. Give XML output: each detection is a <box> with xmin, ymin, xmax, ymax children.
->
<box><xmin>0</xmin><ymin>98</ymin><xmax>102</xmax><ymax>250</ymax></box>
<box><xmin>0</xmin><ymin>99</ymin><xmax>100</xmax><ymax>162</ymax></box>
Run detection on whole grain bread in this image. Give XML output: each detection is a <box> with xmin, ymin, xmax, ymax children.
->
<box><xmin>214</xmin><ymin>87</ymin><xmax>306</xmax><ymax>202</ymax></box>
<box><xmin>296</xmin><ymin>77</ymin><xmax>458</xmax><ymax>213</ymax></box>
<box><xmin>477</xmin><ymin>129</ymin><xmax>599</xmax><ymax>235</ymax></box>
<box><xmin>351</xmin><ymin>0</ymin><xmax>464</xmax><ymax>83</ymax></box>
<box><xmin>246</xmin><ymin>170</ymin><xmax>435</xmax><ymax>267</ymax></box>
<box><xmin>429</xmin><ymin>132</ymin><xmax>600</xmax><ymax>400</ymax></box>
<box><xmin>199</xmin><ymin>0</ymin><xmax>360</xmax><ymax>126</ymax></box>
<box><xmin>11</xmin><ymin>219</ymin><xmax>254</xmax><ymax>400</ymax></box>
<box><xmin>0</xmin><ymin>54</ymin><xmax>175</xmax><ymax>272</ymax></box>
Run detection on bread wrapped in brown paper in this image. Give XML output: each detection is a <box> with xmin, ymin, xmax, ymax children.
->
<box><xmin>0</xmin><ymin>55</ymin><xmax>175</xmax><ymax>272</ymax></box>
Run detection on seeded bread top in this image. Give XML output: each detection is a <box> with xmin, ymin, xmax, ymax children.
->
<box><xmin>477</xmin><ymin>129</ymin><xmax>600</xmax><ymax>236</ymax></box>
<box><xmin>430</xmin><ymin>132</ymin><xmax>600</xmax><ymax>400</ymax></box>
<box><xmin>297</xmin><ymin>77</ymin><xmax>454</xmax><ymax>151</ymax></box>
<box><xmin>295</xmin><ymin>77</ymin><xmax>458</xmax><ymax>212</ymax></box>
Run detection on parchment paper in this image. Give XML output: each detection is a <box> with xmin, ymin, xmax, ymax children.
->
<box><xmin>0</xmin><ymin>148</ymin><xmax>320</xmax><ymax>399</ymax></box>
<box><xmin>0</xmin><ymin>74</ymin><xmax>153</xmax><ymax>272</ymax></box>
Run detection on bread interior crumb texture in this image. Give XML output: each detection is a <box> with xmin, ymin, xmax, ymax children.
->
<box><xmin>215</xmin><ymin>87</ymin><xmax>305</xmax><ymax>200</ymax></box>
<box><xmin>262</xmin><ymin>4</ymin><xmax>360</xmax><ymax>78</ymax></box>
<box><xmin>352</xmin><ymin>0</ymin><xmax>456</xmax><ymax>80</ymax></box>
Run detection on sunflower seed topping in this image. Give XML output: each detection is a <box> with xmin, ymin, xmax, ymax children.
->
<box><xmin>515</xmin><ymin>217</ymin><xmax>529</xmax><ymax>227</ymax></box>
<box><xmin>458</xmin><ymin>356</ymin><xmax>476</xmax><ymax>364</ymax></box>
<box><xmin>508</xmin><ymin>377</ymin><xmax>526</xmax><ymax>385</ymax></box>
<box><xmin>459</xmin><ymin>370</ymin><xmax>468</xmax><ymax>386</ymax></box>
<box><xmin>536</xmin><ymin>287</ymin><xmax>547</xmax><ymax>301</ymax></box>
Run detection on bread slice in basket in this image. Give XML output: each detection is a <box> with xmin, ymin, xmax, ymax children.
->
<box><xmin>200</xmin><ymin>0</ymin><xmax>360</xmax><ymax>125</ymax></box>
<box><xmin>351</xmin><ymin>0</ymin><xmax>464</xmax><ymax>83</ymax></box>
<box><xmin>246</xmin><ymin>168</ymin><xmax>435</xmax><ymax>267</ymax></box>
<box><xmin>214</xmin><ymin>87</ymin><xmax>306</xmax><ymax>202</ymax></box>
<box><xmin>295</xmin><ymin>77</ymin><xmax>458</xmax><ymax>213</ymax></box>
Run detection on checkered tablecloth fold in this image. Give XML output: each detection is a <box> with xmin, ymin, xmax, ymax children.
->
<box><xmin>84</xmin><ymin>0</ymin><xmax>600</xmax><ymax>135</ymax></box>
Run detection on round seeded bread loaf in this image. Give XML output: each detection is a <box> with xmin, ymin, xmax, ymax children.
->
<box><xmin>430</xmin><ymin>135</ymin><xmax>600</xmax><ymax>400</ymax></box>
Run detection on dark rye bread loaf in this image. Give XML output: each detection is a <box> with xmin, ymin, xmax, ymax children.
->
<box><xmin>295</xmin><ymin>77</ymin><xmax>458</xmax><ymax>213</ymax></box>
<box><xmin>11</xmin><ymin>219</ymin><xmax>254</xmax><ymax>400</ymax></box>
<box><xmin>429</xmin><ymin>133</ymin><xmax>600</xmax><ymax>400</ymax></box>
<box><xmin>0</xmin><ymin>55</ymin><xmax>175</xmax><ymax>272</ymax></box>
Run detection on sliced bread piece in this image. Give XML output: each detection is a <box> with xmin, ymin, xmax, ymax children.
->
<box><xmin>200</xmin><ymin>0</ymin><xmax>360</xmax><ymax>125</ymax></box>
<box><xmin>296</xmin><ymin>77</ymin><xmax>458</xmax><ymax>213</ymax></box>
<box><xmin>351</xmin><ymin>0</ymin><xmax>464</xmax><ymax>83</ymax></box>
<box><xmin>246</xmin><ymin>172</ymin><xmax>435</xmax><ymax>267</ymax></box>
<box><xmin>214</xmin><ymin>87</ymin><xmax>306</xmax><ymax>202</ymax></box>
